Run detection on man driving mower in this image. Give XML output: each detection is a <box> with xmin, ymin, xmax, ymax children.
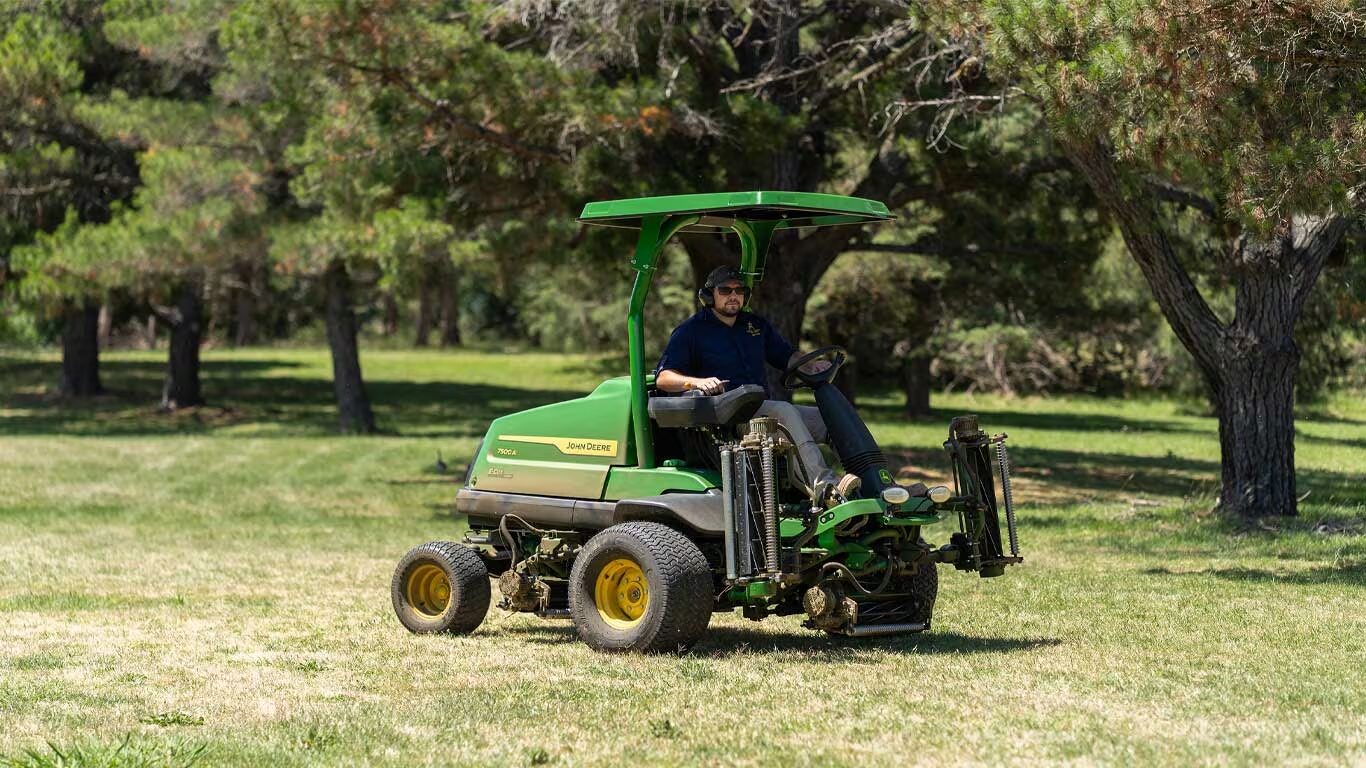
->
<box><xmin>391</xmin><ymin>192</ymin><xmax>1022</xmax><ymax>651</ymax></box>
<box><xmin>655</xmin><ymin>265</ymin><xmax>862</xmax><ymax>501</ymax></box>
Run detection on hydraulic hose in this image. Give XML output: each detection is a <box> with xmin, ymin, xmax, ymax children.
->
<box><xmin>820</xmin><ymin>560</ymin><xmax>896</xmax><ymax>596</ymax></box>
<box><xmin>499</xmin><ymin>513</ymin><xmax>550</xmax><ymax>571</ymax></box>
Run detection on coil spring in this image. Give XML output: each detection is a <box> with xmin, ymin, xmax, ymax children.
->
<box><xmin>995</xmin><ymin>440</ymin><xmax>1019</xmax><ymax>557</ymax></box>
<box><xmin>760</xmin><ymin>442</ymin><xmax>779</xmax><ymax>573</ymax></box>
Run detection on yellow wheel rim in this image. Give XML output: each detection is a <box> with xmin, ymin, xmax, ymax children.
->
<box><xmin>405</xmin><ymin>562</ymin><xmax>451</xmax><ymax>617</ymax></box>
<box><xmin>594</xmin><ymin>558</ymin><xmax>649</xmax><ymax>630</ymax></box>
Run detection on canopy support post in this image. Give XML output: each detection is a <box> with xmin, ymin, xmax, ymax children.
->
<box><xmin>732</xmin><ymin>220</ymin><xmax>778</xmax><ymax>294</ymax></box>
<box><xmin>627</xmin><ymin>214</ymin><xmax>699</xmax><ymax>469</ymax></box>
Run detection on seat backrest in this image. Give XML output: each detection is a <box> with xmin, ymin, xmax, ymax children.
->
<box><xmin>648</xmin><ymin>384</ymin><xmax>765</xmax><ymax>429</ymax></box>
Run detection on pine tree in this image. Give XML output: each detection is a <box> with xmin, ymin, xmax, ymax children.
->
<box><xmin>951</xmin><ymin>0</ymin><xmax>1365</xmax><ymax>518</ymax></box>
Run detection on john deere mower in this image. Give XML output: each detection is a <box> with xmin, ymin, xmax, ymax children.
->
<box><xmin>392</xmin><ymin>192</ymin><xmax>1022</xmax><ymax>653</ymax></box>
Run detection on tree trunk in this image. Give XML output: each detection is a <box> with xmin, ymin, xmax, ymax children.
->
<box><xmin>903</xmin><ymin>354</ymin><xmax>933</xmax><ymax>419</ymax></box>
<box><xmin>381</xmin><ymin>292</ymin><xmax>400</xmax><ymax>337</ymax></box>
<box><xmin>415</xmin><ymin>282</ymin><xmax>434</xmax><ymax>347</ymax></box>
<box><xmin>323</xmin><ymin>259</ymin><xmax>376</xmax><ymax>434</ymax></box>
<box><xmin>438</xmin><ymin>277</ymin><xmax>461</xmax><ymax>347</ymax></box>
<box><xmin>96</xmin><ymin>303</ymin><xmax>112</xmax><ymax>349</ymax></box>
<box><xmin>232</xmin><ymin>262</ymin><xmax>260</xmax><ymax>347</ymax></box>
<box><xmin>756</xmin><ymin>232</ymin><xmax>841</xmax><ymax>400</ymax></box>
<box><xmin>59</xmin><ymin>301</ymin><xmax>102</xmax><ymax>397</ymax></box>
<box><xmin>1065</xmin><ymin>136</ymin><xmax>1347</xmax><ymax>519</ymax></box>
<box><xmin>1211</xmin><ymin>348</ymin><xmax>1298</xmax><ymax>518</ymax></box>
<box><xmin>681</xmin><ymin>233</ymin><xmax>734</xmax><ymax>289</ymax></box>
<box><xmin>162</xmin><ymin>277</ymin><xmax>204</xmax><ymax>410</ymax></box>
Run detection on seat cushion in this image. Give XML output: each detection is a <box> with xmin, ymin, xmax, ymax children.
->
<box><xmin>648</xmin><ymin>384</ymin><xmax>765</xmax><ymax>428</ymax></box>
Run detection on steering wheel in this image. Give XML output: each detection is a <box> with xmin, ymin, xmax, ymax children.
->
<box><xmin>782</xmin><ymin>345</ymin><xmax>847</xmax><ymax>389</ymax></box>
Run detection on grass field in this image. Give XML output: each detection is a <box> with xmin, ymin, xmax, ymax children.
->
<box><xmin>1</xmin><ymin>347</ymin><xmax>1363</xmax><ymax>767</ymax></box>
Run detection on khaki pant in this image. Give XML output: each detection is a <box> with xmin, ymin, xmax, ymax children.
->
<box><xmin>755</xmin><ymin>401</ymin><xmax>833</xmax><ymax>488</ymax></box>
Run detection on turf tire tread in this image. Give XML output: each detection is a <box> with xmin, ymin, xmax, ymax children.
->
<box><xmin>570</xmin><ymin>521</ymin><xmax>712</xmax><ymax>654</ymax></box>
<box><xmin>391</xmin><ymin>540</ymin><xmax>491</xmax><ymax>634</ymax></box>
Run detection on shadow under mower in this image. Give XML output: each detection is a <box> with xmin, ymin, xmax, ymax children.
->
<box><xmin>392</xmin><ymin>192</ymin><xmax>1022</xmax><ymax>653</ymax></box>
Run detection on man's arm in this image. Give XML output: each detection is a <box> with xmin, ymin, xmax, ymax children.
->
<box><xmin>763</xmin><ymin>320</ymin><xmax>829</xmax><ymax>374</ymax></box>
<box><xmin>656</xmin><ymin>369</ymin><xmax>725</xmax><ymax>395</ymax></box>
<box><xmin>655</xmin><ymin>321</ymin><xmax>725</xmax><ymax>394</ymax></box>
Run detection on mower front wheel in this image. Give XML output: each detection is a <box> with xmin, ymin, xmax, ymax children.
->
<box><xmin>569</xmin><ymin>522</ymin><xmax>712</xmax><ymax>654</ymax></box>
<box><xmin>392</xmin><ymin>541</ymin><xmax>491</xmax><ymax>634</ymax></box>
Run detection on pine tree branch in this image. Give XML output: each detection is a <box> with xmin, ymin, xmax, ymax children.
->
<box><xmin>1288</xmin><ymin>213</ymin><xmax>1349</xmax><ymax>317</ymax></box>
<box><xmin>1065</xmin><ymin>135</ymin><xmax>1227</xmax><ymax>375</ymax></box>
<box><xmin>1145</xmin><ymin>177</ymin><xmax>1218</xmax><ymax>219</ymax></box>
<box><xmin>269</xmin><ymin>7</ymin><xmax>566</xmax><ymax>165</ymax></box>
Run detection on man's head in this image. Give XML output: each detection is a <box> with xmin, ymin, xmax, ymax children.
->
<box><xmin>700</xmin><ymin>265</ymin><xmax>749</xmax><ymax>318</ymax></box>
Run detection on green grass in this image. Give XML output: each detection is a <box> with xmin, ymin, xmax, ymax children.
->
<box><xmin>1</xmin><ymin>347</ymin><xmax>1363</xmax><ymax>766</ymax></box>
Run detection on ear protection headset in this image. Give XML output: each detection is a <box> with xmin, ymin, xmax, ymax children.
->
<box><xmin>698</xmin><ymin>265</ymin><xmax>747</xmax><ymax>308</ymax></box>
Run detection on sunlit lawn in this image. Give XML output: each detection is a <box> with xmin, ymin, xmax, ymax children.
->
<box><xmin>1</xmin><ymin>347</ymin><xmax>1362</xmax><ymax>766</ymax></box>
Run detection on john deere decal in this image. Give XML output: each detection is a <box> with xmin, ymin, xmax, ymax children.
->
<box><xmin>498</xmin><ymin>435</ymin><xmax>619</xmax><ymax>458</ymax></box>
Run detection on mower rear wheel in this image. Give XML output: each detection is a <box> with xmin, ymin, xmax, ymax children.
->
<box><xmin>392</xmin><ymin>541</ymin><xmax>491</xmax><ymax>634</ymax></box>
<box><xmin>569</xmin><ymin>522</ymin><xmax>712</xmax><ymax>654</ymax></box>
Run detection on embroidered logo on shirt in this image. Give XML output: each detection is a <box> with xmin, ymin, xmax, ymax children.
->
<box><xmin>746</xmin><ymin>322</ymin><xmax>761</xmax><ymax>336</ymax></box>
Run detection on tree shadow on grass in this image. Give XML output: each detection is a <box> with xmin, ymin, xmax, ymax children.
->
<box><xmin>0</xmin><ymin>357</ymin><xmax>580</xmax><ymax>438</ymax></box>
<box><xmin>858</xmin><ymin>402</ymin><xmax>1209</xmax><ymax>438</ymax></box>
<box><xmin>882</xmin><ymin>444</ymin><xmax>1364</xmax><ymax>508</ymax></box>
<box><xmin>1142</xmin><ymin>562</ymin><xmax>1366</xmax><ymax>587</ymax></box>
<box><xmin>1298</xmin><ymin>408</ymin><xmax>1366</xmax><ymax>427</ymax></box>
<box><xmin>498</xmin><ymin>621</ymin><xmax>1060</xmax><ymax>657</ymax></box>
<box><xmin>1295</xmin><ymin>430</ymin><xmax>1366</xmax><ymax>451</ymax></box>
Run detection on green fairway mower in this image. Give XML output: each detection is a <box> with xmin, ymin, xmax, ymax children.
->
<box><xmin>392</xmin><ymin>192</ymin><xmax>1022</xmax><ymax>653</ymax></box>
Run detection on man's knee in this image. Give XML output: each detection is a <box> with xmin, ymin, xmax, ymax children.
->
<box><xmin>756</xmin><ymin>401</ymin><xmax>827</xmax><ymax>444</ymax></box>
<box><xmin>796</xmin><ymin>404</ymin><xmax>827</xmax><ymax>443</ymax></box>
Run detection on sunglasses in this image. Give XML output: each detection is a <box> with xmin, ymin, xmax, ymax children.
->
<box><xmin>714</xmin><ymin>285</ymin><xmax>750</xmax><ymax>296</ymax></box>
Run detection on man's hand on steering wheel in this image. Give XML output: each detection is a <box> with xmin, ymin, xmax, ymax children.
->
<box><xmin>782</xmin><ymin>346</ymin><xmax>846</xmax><ymax>389</ymax></box>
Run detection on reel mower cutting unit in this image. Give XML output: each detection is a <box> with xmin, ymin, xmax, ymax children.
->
<box><xmin>391</xmin><ymin>192</ymin><xmax>1022</xmax><ymax>653</ymax></box>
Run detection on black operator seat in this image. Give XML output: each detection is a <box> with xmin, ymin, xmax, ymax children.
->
<box><xmin>648</xmin><ymin>384</ymin><xmax>766</xmax><ymax>428</ymax></box>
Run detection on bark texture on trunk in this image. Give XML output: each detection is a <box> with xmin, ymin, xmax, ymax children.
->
<box><xmin>97</xmin><ymin>304</ymin><xmax>112</xmax><ymax>349</ymax></box>
<box><xmin>1066</xmin><ymin>136</ymin><xmax>1347</xmax><ymax>518</ymax></box>
<box><xmin>415</xmin><ymin>282</ymin><xmax>434</xmax><ymax>347</ymax></box>
<box><xmin>753</xmin><ymin>244</ymin><xmax>814</xmax><ymax>400</ymax></box>
<box><xmin>1212</xmin><ymin>349</ymin><xmax>1297</xmax><ymax>519</ymax></box>
<box><xmin>323</xmin><ymin>260</ymin><xmax>376</xmax><ymax>434</ymax></box>
<box><xmin>903</xmin><ymin>355</ymin><xmax>933</xmax><ymax>419</ymax></box>
<box><xmin>381</xmin><ymin>292</ymin><xmax>400</xmax><ymax>337</ymax></box>
<box><xmin>232</xmin><ymin>261</ymin><xmax>260</xmax><ymax>347</ymax></box>
<box><xmin>162</xmin><ymin>276</ymin><xmax>204</xmax><ymax>410</ymax></box>
<box><xmin>60</xmin><ymin>301</ymin><xmax>103</xmax><ymax>397</ymax></box>
<box><xmin>438</xmin><ymin>278</ymin><xmax>461</xmax><ymax>347</ymax></box>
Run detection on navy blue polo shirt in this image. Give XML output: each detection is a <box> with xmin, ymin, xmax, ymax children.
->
<box><xmin>654</xmin><ymin>310</ymin><xmax>795</xmax><ymax>397</ymax></box>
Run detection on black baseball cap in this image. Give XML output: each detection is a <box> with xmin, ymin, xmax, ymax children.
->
<box><xmin>704</xmin><ymin>265</ymin><xmax>744</xmax><ymax>289</ymax></box>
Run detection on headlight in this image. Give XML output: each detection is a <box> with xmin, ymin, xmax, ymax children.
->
<box><xmin>881</xmin><ymin>485</ymin><xmax>910</xmax><ymax>505</ymax></box>
<box><xmin>928</xmin><ymin>485</ymin><xmax>952</xmax><ymax>504</ymax></box>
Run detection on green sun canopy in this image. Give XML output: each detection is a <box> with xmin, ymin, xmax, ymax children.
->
<box><xmin>582</xmin><ymin>191</ymin><xmax>894</xmax><ymax>469</ymax></box>
<box><xmin>578</xmin><ymin>191</ymin><xmax>893</xmax><ymax>232</ymax></box>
